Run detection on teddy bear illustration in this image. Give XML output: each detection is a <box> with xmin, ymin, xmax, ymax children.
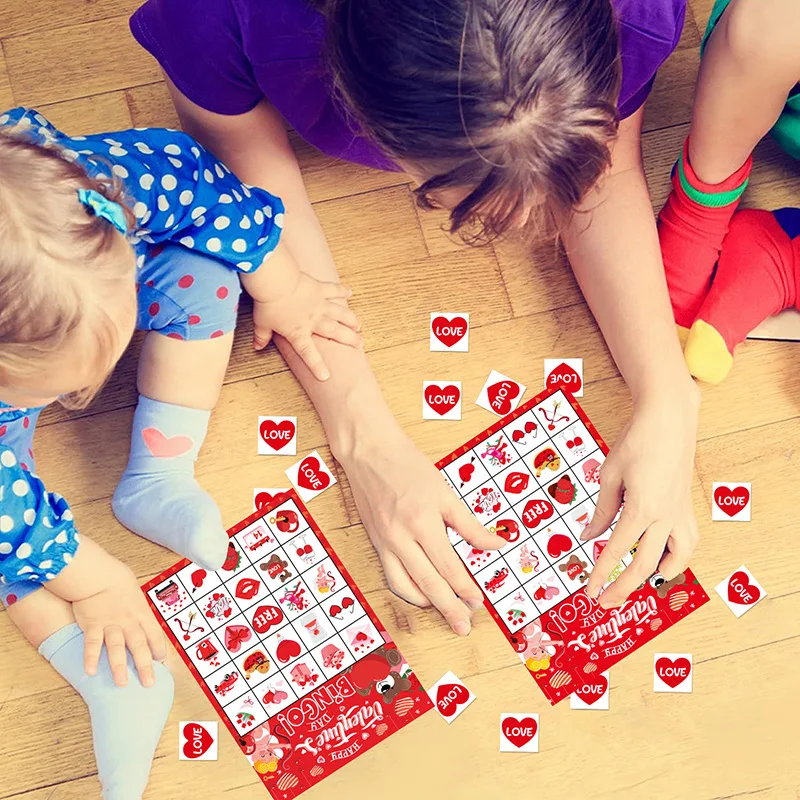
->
<box><xmin>649</xmin><ymin>572</ymin><xmax>687</xmax><ymax>598</ymax></box>
<box><xmin>346</xmin><ymin>645</ymin><xmax>412</xmax><ymax>704</ymax></box>
<box><xmin>558</xmin><ymin>554</ymin><xmax>590</xmax><ymax>584</ymax></box>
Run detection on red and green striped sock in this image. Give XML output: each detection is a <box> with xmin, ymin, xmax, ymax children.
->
<box><xmin>657</xmin><ymin>138</ymin><xmax>752</xmax><ymax>330</ymax></box>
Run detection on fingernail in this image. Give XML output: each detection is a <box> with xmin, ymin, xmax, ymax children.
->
<box><xmin>143</xmin><ymin>674</ymin><xmax>154</xmax><ymax>687</ymax></box>
<box><xmin>320</xmin><ymin>370</ymin><xmax>330</xmax><ymax>381</ymax></box>
<box><xmin>467</xmin><ymin>598</ymin><xmax>483</xmax><ymax>611</ymax></box>
<box><xmin>454</xmin><ymin>620</ymin><xmax>471</xmax><ymax>636</ymax></box>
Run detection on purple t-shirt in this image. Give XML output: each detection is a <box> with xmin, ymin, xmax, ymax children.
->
<box><xmin>131</xmin><ymin>0</ymin><xmax>686</xmax><ymax>170</ymax></box>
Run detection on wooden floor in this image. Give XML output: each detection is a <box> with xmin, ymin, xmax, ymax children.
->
<box><xmin>1</xmin><ymin>1</ymin><xmax>798</xmax><ymax>798</ymax></box>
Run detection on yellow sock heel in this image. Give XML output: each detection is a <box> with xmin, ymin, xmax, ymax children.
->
<box><xmin>684</xmin><ymin>319</ymin><xmax>734</xmax><ymax>384</ymax></box>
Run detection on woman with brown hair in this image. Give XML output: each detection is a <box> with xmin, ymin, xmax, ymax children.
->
<box><xmin>131</xmin><ymin>0</ymin><xmax>700</xmax><ymax>624</ymax></box>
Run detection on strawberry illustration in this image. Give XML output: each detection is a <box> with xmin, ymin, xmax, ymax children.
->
<box><xmin>547</xmin><ymin>475</ymin><xmax>577</xmax><ymax>505</ymax></box>
<box><xmin>221</xmin><ymin>542</ymin><xmax>242</xmax><ymax>572</ymax></box>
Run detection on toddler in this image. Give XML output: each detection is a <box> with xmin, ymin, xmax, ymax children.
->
<box><xmin>0</xmin><ymin>106</ymin><xmax>358</xmax><ymax>797</ymax></box>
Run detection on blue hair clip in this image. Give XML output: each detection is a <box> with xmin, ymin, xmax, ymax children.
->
<box><xmin>77</xmin><ymin>188</ymin><xmax>128</xmax><ymax>234</ymax></box>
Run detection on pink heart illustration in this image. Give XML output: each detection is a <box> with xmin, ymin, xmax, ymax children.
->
<box><xmin>142</xmin><ymin>427</ymin><xmax>194</xmax><ymax>458</ymax></box>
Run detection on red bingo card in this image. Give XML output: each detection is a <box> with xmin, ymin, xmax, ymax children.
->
<box><xmin>437</xmin><ymin>386</ymin><xmax>709</xmax><ymax>705</ymax></box>
<box><xmin>143</xmin><ymin>491</ymin><xmax>431</xmax><ymax>798</ymax></box>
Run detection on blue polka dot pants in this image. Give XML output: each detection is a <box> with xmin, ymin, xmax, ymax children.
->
<box><xmin>136</xmin><ymin>243</ymin><xmax>241</xmax><ymax>340</ymax></box>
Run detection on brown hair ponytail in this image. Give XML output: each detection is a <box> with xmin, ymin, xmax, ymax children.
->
<box><xmin>325</xmin><ymin>0</ymin><xmax>621</xmax><ymax>242</ymax></box>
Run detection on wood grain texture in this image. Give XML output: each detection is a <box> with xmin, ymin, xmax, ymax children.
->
<box><xmin>2</xmin><ymin>1</ymin><xmax>800</xmax><ymax>798</ymax></box>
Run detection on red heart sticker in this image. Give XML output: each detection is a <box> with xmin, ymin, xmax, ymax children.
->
<box><xmin>182</xmin><ymin>723</ymin><xmax>214</xmax><ymax>759</ymax></box>
<box><xmin>487</xmin><ymin>380</ymin><xmax>521</xmax><ymax>415</ymax></box>
<box><xmin>276</xmin><ymin>638</ymin><xmax>303</xmax><ymax>664</ymax></box>
<box><xmin>436</xmin><ymin>683</ymin><xmax>470</xmax><ymax>717</ymax></box>
<box><xmin>713</xmin><ymin>485</ymin><xmax>750</xmax><ymax>518</ymax></box>
<box><xmin>547</xmin><ymin>533</ymin><xmax>573</xmax><ymax>559</ymax></box>
<box><xmin>458</xmin><ymin>463</ymin><xmax>475</xmax><ymax>484</ymax></box>
<box><xmin>504</xmin><ymin>471</ymin><xmax>530</xmax><ymax>494</ymax></box>
<box><xmin>251</xmin><ymin>604</ymin><xmax>283</xmax><ymax>635</ymax></box>
<box><xmin>727</xmin><ymin>570</ymin><xmax>761</xmax><ymax>605</ymax></box>
<box><xmin>424</xmin><ymin>384</ymin><xmax>461</xmax><ymax>416</ymax></box>
<box><xmin>224</xmin><ymin>624</ymin><xmax>253</xmax><ymax>654</ymax></box>
<box><xmin>575</xmin><ymin>674</ymin><xmax>608</xmax><ymax>705</ymax></box>
<box><xmin>501</xmin><ymin>716</ymin><xmax>538</xmax><ymax>748</ymax></box>
<box><xmin>655</xmin><ymin>657</ymin><xmax>691</xmax><ymax>688</ymax></box>
<box><xmin>521</xmin><ymin>498</ymin><xmax>554</xmax><ymax>528</ymax></box>
<box><xmin>546</xmin><ymin>362</ymin><xmax>582</xmax><ymax>393</ymax></box>
<box><xmin>255</xmin><ymin>491</ymin><xmax>278</xmax><ymax>510</ymax></box>
<box><xmin>259</xmin><ymin>419</ymin><xmax>296</xmax><ymax>451</ymax></box>
<box><xmin>297</xmin><ymin>456</ymin><xmax>331</xmax><ymax>492</ymax></box>
<box><xmin>431</xmin><ymin>315</ymin><xmax>468</xmax><ymax>347</ymax></box>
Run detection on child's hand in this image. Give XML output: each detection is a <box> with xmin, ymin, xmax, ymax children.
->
<box><xmin>242</xmin><ymin>242</ymin><xmax>361</xmax><ymax>381</ymax></box>
<box><xmin>251</xmin><ymin>271</ymin><xmax>361</xmax><ymax>380</ymax></box>
<box><xmin>72</xmin><ymin>564</ymin><xmax>167</xmax><ymax>688</ymax></box>
<box><xmin>581</xmin><ymin>388</ymin><xmax>701</xmax><ymax>607</ymax></box>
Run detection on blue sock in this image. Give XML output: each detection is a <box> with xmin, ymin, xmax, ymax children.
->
<box><xmin>112</xmin><ymin>395</ymin><xmax>228</xmax><ymax>570</ymax></box>
<box><xmin>40</xmin><ymin>623</ymin><xmax>174</xmax><ymax>800</ymax></box>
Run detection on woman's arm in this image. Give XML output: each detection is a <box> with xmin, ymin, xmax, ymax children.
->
<box><xmin>563</xmin><ymin>107</ymin><xmax>701</xmax><ymax>606</ymax></box>
<box><xmin>165</xmin><ymin>80</ymin><xmax>504</xmax><ymax>633</ymax></box>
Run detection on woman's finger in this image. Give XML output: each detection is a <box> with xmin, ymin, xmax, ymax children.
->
<box><xmin>585</xmin><ymin>505</ymin><xmax>646</xmax><ymax>600</ymax></box>
<box><xmin>418</xmin><ymin>531</ymin><xmax>483</xmax><ymax>610</ymax></box>
<box><xmin>381</xmin><ymin>551</ymin><xmax>431</xmax><ymax>608</ymax></box>
<box><xmin>104</xmin><ymin>626</ymin><xmax>129</xmax><ymax>687</ymax></box>
<box><xmin>398</xmin><ymin>545</ymin><xmax>473</xmax><ymax>636</ymax></box>
<box><xmin>581</xmin><ymin>463</ymin><xmax>623</xmax><ymax>541</ymax></box>
<box><xmin>657</xmin><ymin>516</ymin><xmax>699</xmax><ymax>580</ymax></box>
<box><xmin>596</xmin><ymin>521</ymin><xmax>670</xmax><ymax>608</ymax></box>
<box><xmin>444</xmin><ymin>500</ymin><xmax>505</xmax><ymax>551</ymax></box>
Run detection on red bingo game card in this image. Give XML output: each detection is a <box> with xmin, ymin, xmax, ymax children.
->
<box><xmin>143</xmin><ymin>491</ymin><xmax>431</xmax><ymax>798</ymax></box>
<box><xmin>438</xmin><ymin>386</ymin><xmax>709</xmax><ymax>705</ymax></box>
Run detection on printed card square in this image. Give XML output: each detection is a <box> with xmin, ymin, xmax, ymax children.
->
<box><xmin>285</xmin><ymin>450</ymin><xmax>337</xmax><ymax>502</ymax></box>
<box><xmin>499</xmin><ymin>713</ymin><xmax>539</xmax><ymax>753</ymax></box>
<box><xmin>544</xmin><ymin>358</ymin><xmax>584</xmax><ymax>397</ymax></box>
<box><xmin>428</xmin><ymin>671</ymin><xmax>476</xmax><ymax>724</ymax></box>
<box><xmin>253</xmin><ymin>487</ymin><xmax>289</xmax><ymax>513</ymax></box>
<box><xmin>712</xmin><ymin>482</ymin><xmax>752</xmax><ymax>521</ymax></box>
<box><xmin>257</xmin><ymin>416</ymin><xmax>297</xmax><ymax>456</ymax></box>
<box><xmin>476</xmin><ymin>370</ymin><xmax>526</xmax><ymax>416</ymax></box>
<box><xmin>653</xmin><ymin>653</ymin><xmax>693</xmax><ymax>693</ymax></box>
<box><xmin>179</xmin><ymin>721</ymin><xmax>218</xmax><ymax>761</ymax></box>
<box><xmin>422</xmin><ymin>381</ymin><xmax>463</xmax><ymax>420</ymax></box>
<box><xmin>430</xmin><ymin>312</ymin><xmax>469</xmax><ymax>352</ymax></box>
<box><xmin>570</xmin><ymin>671</ymin><xmax>610</xmax><ymax>710</ymax></box>
<box><xmin>715</xmin><ymin>565</ymin><xmax>766</xmax><ymax>617</ymax></box>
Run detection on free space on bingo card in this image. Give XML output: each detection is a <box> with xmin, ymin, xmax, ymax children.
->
<box><xmin>143</xmin><ymin>490</ymin><xmax>432</xmax><ymax>798</ymax></box>
<box><xmin>437</xmin><ymin>385</ymin><xmax>710</xmax><ymax>705</ymax></box>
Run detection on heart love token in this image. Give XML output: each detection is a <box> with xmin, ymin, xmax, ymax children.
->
<box><xmin>253</xmin><ymin>487</ymin><xmax>290</xmax><ymax>513</ymax></box>
<box><xmin>544</xmin><ymin>359</ymin><xmax>584</xmax><ymax>397</ymax></box>
<box><xmin>430</xmin><ymin>312</ymin><xmax>470</xmax><ymax>352</ymax></box>
<box><xmin>715</xmin><ymin>565</ymin><xmax>766</xmax><ymax>618</ymax></box>
<box><xmin>179</xmin><ymin>721</ymin><xmax>218</xmax><ymax>761</ymax></box>
<box><xmin>476</xmin><ymin>370</ymin><xmax>526</xmax><ymax>417</ymax></box>
<box><xmin>570</xmin><ymin>671</ymin><xmax>610</xmax><ymax>710</ymax></box>
<box><xmin>428</xmin><ymin>670</ymin><xmax>475</xmax><ymax>723</ymax></box>
<box><xmin>653</xmin><ymin>653</ymin><xmax>692</xmax><ymax>693</ymax></box>
<box><xmin>711</xmin><ymin>482</ymin><xmax>751</xmax><ymax>521</ymax></box>
<box><xmin>285</xmin><ymin>450</ymin><xmax>337</xmax><ymax>503</ymax></box>
<box><xmin>422</xmin><ymin>381</ymin><xmax>463</xmax><ymax>420</ymax></box>
<box><xmin>499</xmin><ymin>713</ymin><xmax>539</xmax><ymax>752</ymax></box>
<box><xmin>257</xmin><ymin>416</ymin><xmax>297</xmax><ymax>456</ymax></box>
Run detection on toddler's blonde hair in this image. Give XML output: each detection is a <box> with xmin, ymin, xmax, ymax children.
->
<box><xmin>0</xmin><ymin>129</ymin><xmax>137</xmax><ymax>409</ymax></box>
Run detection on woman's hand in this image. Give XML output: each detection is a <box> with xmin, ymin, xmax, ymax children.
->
<box><xmin>582</xmin><ymin>384</ymin><xmax>701</xmax><ymax>607</ymax></box>
<box><xmin>71</xmin><ymin>562</ymin><xmax>167</xmax><ymax>687</ymax></box>
<box><xmin>338</xmin><ymin>429</ymin><xmax>506</xmax><ymax>635</ymax></box>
